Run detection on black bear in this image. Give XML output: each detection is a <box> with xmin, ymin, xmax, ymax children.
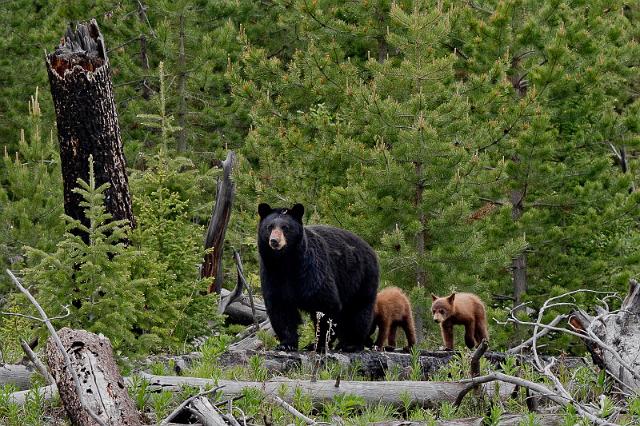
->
<box><xmin>257</xmin><ymin>203</ymin><xmax>379</xmax><ymax>352</ymax></box>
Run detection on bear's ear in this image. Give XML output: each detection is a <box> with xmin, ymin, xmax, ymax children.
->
<box><xmin>431</xmin><ymin>293</ymin><xmax>438</xmax><ymax>302</ymax></box>
<box><xmin>289</xmin><ymin>203</ymin><xmax>304</xmax><ymax>222</ymax></box>
<box><xmin>447</xmin><ymin>293</ymin><xmax>456</xmax><ymax>304</ymax></box>
<box><xmin>258</xmin><ymin>203</ymin><xmax>272</xmax><ymax>220</ymax></box>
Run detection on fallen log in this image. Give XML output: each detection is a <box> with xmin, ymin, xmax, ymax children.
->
<box><xmin>569</xmin><ymin>279</ymin><xmax>640</xmax><ymax>391</ymax></box>
<box><xmin>215</xmin><ymin>348</ymin><xmax>586</xmax><ymax>381</ymax></box>
<box><xmin>371</xmin><ymin>414</ymin><xmax>563</xmax><ymax>426</ymax></box>
<box><xmin>139</xmin><ymin>373</ymin><xmax>516</xmax><ymax>408</ymax></box>
<box><xmin>46</xmin><ymin>328</ymin><xmax>141</xmax><ymax>425</ymax></box>
<box><xmin>0</xmin><ymin>363</ymin><xmax>36</xmax><ymax>390</ymax></box>
<box><xmin>220</xmin><ymin>287</ymin><xmax>268</xmax><ymax>325</ymax></box>
<box><xmin>133</xmin><ymin>345</ymin><xmax>585</xmax><ymax>381</ymax></box>
<box><xmin>9</xmin><ymin>373</ymin><xmax>515</xmax><ymax>409</ymax></box>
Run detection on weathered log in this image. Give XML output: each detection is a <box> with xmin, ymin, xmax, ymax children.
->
<box><xmin>134</xmin><ymin>344</ymin><xmax>585</xmax><ymax>381</ymax></box>
<box><xmin>160</xmin><ymin>387</ymin><xmax>222</xmax><ymax>426</ymax></box>
<box><xmin>46</xmin><ymin>20</ymin><xmax>135</xmax><ymax>239</ymax></box>
<box><xmin>0</xmin><ymin>363</ymin><xmax>36</xmax><ymax>390</ymax></box>
<box><xmin>202</xmin><ymin>151</ymin><xmax>236</xmax><ymax>293</ymax></box>
<box><xmin>215</xmin><ymin>348</ymin><xmax>586</xmax><ymax>381</ymax></box>
<box><xmin>220</xmin><ymin>287</ymin><xmax>268</xmax><ymax>325</ymax></box>
<box><xmin>140</xmin><ymin>373</ymin><xmax>515</xmax><ymax>408</ymax></box>
<box><xmin>186</xmin><ymin>396</ymin><xmax>228</xmax><ymax>426</ymax></box>
<box><xmin>9</xmin><ymin>383</ymin><xmax>59</xmax><ymax>405</ymax></box>
<box><xmin>370</xmin><ymin>414</ymin><xmax>563</xmax><ymax>426</ymax></box>
<box><xmin>46</xmin><ymin>328</ymin><xmax>141</xmax><ymax>425</ymax></box>
<box><xmin>569</xmin><ymin>279</ymin><xmax>640</xmax><ymax>391</ymax></box>
<box><xmin>228</xmin><ymin>320</ymin><xmax>273</xmax><ymax>352</ymax></box>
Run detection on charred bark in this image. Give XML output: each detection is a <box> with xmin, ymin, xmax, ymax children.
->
<box><xmin>46</xmin><ymin>20</ymin><xmax>135</xmax><ymax>241</ymax></box>
<box><xmin>202</xmin><ymin>151</ymin><xmax>236</xmax><ymax>293</ymax></box>
<box><xmin>46</xmin><ymin>328</ymin><xmax>141</xmax><ymax>425</ymax></box>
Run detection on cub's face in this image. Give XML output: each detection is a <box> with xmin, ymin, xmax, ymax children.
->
<box><xmin>431</xmin><ymin>293</ymin><xmax>455</xmax><ymax>323</ymax></box>
<box><xmin>258</xmin><ymin>203</ymin><xmax>304</xmax><ymax>253</ymax></box>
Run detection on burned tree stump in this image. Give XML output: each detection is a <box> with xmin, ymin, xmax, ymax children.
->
<box><xmin>201</xmin><ymin>151</ymin><xmax>236</xmax><ymax>293</ymax></box>
<box><xmin>46</xmin><ymin>20</ymin><xmax>135</xmax><ymax>240</ymax></box>
<box><xmin>46</xmin><ymin>328</ymin><xmax>141</xmax><ymax>425</ymax></box>
<box><xmin>569</xmin><ymin>279</ymin><xmax>640</xmax><ymax>391</ymax></box>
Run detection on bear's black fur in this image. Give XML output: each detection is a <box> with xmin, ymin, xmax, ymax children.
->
<box><xmin>257</xmin><ymin>203</ymin><xmax>379</xmax><ymax>352</ymax></box>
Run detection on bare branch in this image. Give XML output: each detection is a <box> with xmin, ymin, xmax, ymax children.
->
<box><xmin>507</xmin><ymin>314</ymin><xmax>567</xmax><ymax>354</ymax></box>
<box><xmin>455</xmin><ymin>372</ymin><xmax>618</xmax><ymax>426</ymax></box>
<box><xmin>20</xmin><ymin>339</ymin><xmax>54</xmax><ymax>385</ymax></box>
<box><xmin>267</xmin><ymin>394</ymin><xmax>318</xmax><ymax>425</ymax></box>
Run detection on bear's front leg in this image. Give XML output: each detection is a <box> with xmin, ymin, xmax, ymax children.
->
<box><xmin>267</xmin><ymin>301</ymin><xmax>302</xmax><ymax>351</ymax></box>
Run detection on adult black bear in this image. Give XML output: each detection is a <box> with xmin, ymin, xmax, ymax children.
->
<box><xmin>257</xmin><ymin>203</ymin><xmax>379</xmax><ymax>352</ymax></box>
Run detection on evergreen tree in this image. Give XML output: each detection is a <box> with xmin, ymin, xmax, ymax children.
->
<box><xmin>0</xmin><ymin>88</ymin><xmax>63</xmax><ymax>294</ymax></box>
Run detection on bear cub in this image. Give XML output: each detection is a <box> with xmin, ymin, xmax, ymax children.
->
<box><xmin>258</xmin><ymin>203</ymin><xmax>379</xmax><ymax>352</ymax></box>
<box><xmin>368</xmin><ymin>287</ymin><xmax>416</xmax><ymax>352</ymax></box>
<box><xmin>431</xmin><ymin>292</ymin><xmax>488</xmax><ymax>350</ymax></box>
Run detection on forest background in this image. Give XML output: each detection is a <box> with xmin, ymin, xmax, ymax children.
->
<box><xmin>1</xmin><ymin>0</ymin><xmax>639</xmax><ymax>358</ymax></box>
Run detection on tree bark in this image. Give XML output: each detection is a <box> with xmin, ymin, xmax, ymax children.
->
<box><xmin>46</xmin><ymin>328</ymin><xmax>141</xmax><ymax>425</ymax></box>
<box><xmin>202</xmin><ymin>151</ymin><xmax>236</xmax><ymax>293</ymax></box>
<box><xmin>46</xmin><ymin>19</ymin><xmax>135</xmax><ymax>240</ymax></box>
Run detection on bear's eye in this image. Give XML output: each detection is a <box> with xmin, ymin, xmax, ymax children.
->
<box><xmin>267</xmin><ymin>224</ymin><xmax>274</xmax><ymax>231</ymax></box>
<box><xmin>282</xmin><ymin>224</ymin><xmax>289</xmax><ymax>231</ymax></box>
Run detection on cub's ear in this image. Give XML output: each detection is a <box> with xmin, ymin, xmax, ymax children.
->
<box><xmin>258</xmin><ymin>203</ymin><xmax>272</xmax><ymax>220</ymax></box>
<box><xmin>447</xmin><ymin>293</ymin><xmax>456</xmax><ymax>304</ymax></box>
<box><xmin>431</xmin><ymin>293</ymin><xmax>438</xmax><ymax>302</ymax></box>
<box><xmin>289</xmin><ymin>203</ymin><xmax>304</xmax><ymax>222</ymax></box>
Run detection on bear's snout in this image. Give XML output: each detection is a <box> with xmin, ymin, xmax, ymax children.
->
<box><xmin>269</xmin><ymin>228</ymin><xmax>286</xmax><ymax>250</ymax></box>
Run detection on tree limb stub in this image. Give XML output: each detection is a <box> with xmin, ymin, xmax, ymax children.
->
<box><xmin>202</xmin><ymin>151</ymin><xmax>236</xmax><ymax>293</ymax></box>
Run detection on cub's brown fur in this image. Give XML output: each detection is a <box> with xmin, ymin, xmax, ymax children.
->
<box><xmin>431</xmin><ymin>292</ymin><xmax>488</xmax><ymax>350</ymax></box>
<box><xmin>370</xmin><ymin>287</ymin><xmax>416</xmax><ymax>351</ymax></box>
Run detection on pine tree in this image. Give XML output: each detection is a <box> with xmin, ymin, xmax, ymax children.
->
<box><xmin>0</xmin><ymin>88</ymin><xmax>63</xmax><ymax>294</ymax></box>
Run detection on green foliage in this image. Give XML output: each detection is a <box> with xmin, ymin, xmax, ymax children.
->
<box><xmin>17</xmin><ymin>154</ymin><xmax>221</xmax><ymax>354</ymax></box>
<box><xmin>0</xmin><ymin>88</ymin><xmax>62</xmax><ymax>295</ymax></box>
<box><xmin>22</xmin><ymin>156</ymin><xmax>144</xmax><ymax>351</ymax></box>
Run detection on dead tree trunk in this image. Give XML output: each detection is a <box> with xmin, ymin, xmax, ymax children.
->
<box><xmin>510</xmin><ymin>187</ymin><xmax>527</xmax><ymax>313</ymax></box>
<box><xmin>45</xmin><ymin>20</ymin><xmax>135</xmax><ymax>241</ymax></box>
<box><xmin>176</xmin><ymin>13</ymin><xmax>188</xmax><ymax>152</ymax></box>
<box><xmin>569</xmin><ymin>279</ymin><xmax>640</xmax><ymax>391</ymax></box>
<box><xmin>46</xmin><ymin>328</ymin><xmax>141</xmax><ymax>425</ymax></box>
<box><xmin>202</xmin><ymin>151</ymin><xmax>236</xmax><ymax>293</ymax></box>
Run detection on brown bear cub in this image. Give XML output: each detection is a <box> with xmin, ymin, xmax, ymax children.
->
<box><xmin>431</xmin><ymin>292</ymin><xmax>488</xmax><ymax>350</ymax></box>
<box><xmin>369</xmin><ymin>287</ymin><xmax>416</xmax><ymax>351</ymax></box>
